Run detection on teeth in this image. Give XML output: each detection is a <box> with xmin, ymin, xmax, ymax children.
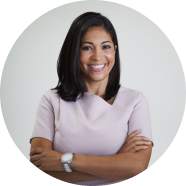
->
<box><xmin>89</xmin><ymin>64</ymin><xmax>105</xmax><ymax>68</ymax></box>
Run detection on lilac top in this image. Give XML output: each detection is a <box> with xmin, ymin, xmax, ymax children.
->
<box><xmin>30</xmin><ymin>86</ymin><xmax>153</xmax><ymax>185</ymax></box>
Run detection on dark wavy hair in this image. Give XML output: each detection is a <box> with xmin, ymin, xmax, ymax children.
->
<box><xmin>52</xmin><ymin>12</ymin><xmax>121</xmax><ymax>102</ymax></box>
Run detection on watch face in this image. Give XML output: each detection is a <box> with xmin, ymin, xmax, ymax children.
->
<box><xmin>63</xmin><ymin>153</ymin><xmax>72</xmax><ymax>161</ymax></box>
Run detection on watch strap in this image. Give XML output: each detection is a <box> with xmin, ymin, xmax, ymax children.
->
<box><xmin>63</xmin><ymin>153</ymin><xmax>74</xmax><ymax>172</ymax></box>
<box><xmin>63</xmin><ymin>163</ymin><xmax>73</xmax><ymax>172</ymax></box>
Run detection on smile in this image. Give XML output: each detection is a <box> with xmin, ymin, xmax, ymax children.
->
<box><xmin>88</xmin><ymin>64</ymin><xmax>106</xmax><ymax>72</ymax></box>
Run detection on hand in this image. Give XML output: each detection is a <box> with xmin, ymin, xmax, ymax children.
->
<box><xmin>29</xmin><ymin>147</ymin><xmax>64</xmax><ymax>171</ymax></box>
<box><xmin>117</xmin><ymin>129</ymin><xmax>152</xmax><ymax>153</ymax></box>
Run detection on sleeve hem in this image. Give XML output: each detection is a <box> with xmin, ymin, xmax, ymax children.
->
<box><xmin>29</xmin><ymin>136</ymin><xmax>53</xmax><ymax>144</ymax></box>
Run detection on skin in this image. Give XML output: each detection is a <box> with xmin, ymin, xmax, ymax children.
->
<box><xmin>79</xmin><ymin>26</ymin><xmax>117</xmax><ymax>98</ymax></box>
<box><xmin>30</xmin><ymin>26</ymin><xmax>152</xmax><ymax>182</ymax></box>
<box><xmin>30</xmin><ymin>130</ymin><xmax>152</xmax><ymax>182</ymax></box>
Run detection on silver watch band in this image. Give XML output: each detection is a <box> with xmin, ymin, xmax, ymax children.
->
<box><xmin>61</xmin><ymin>153</ymin><xmax>74</xmax><ymax>172</ymax></box>
<box><xmin>63</xmin><ymin>163</ymin><xmax>73</xmax><ymax>172</ymax></box>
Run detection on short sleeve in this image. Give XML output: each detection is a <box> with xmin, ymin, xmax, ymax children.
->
<box><xmin>29</xmin><ymin>90</ymin><xmax>55</xmax><ymax>144</ymax></box>
<box><xmin>128</xmin><ymin>91</ymin><xmax>154</xmax><ymax>146</ymax></box>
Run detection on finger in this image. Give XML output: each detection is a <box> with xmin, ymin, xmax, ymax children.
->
<box><xmin>38</xmin><ymin>165</ymin><xmax>43</xmax><ymax>170</ymax></box>
<box><xmin>127</xmin><ymin>136</ymin><xmax>150</xmax><ymax>145</ymax></box>
<box><xmin>127</xmin><ymin>129</ymin><xmax>142</xmax><ymax>140</ymax></box>
<box><xmin>29</xmin><ymin>147</ymin><xmax>43</xmax><ymax>156</ymax></box>
<box><xmin>129</xmin><ymin>140</ymin><xmax>151</xmax><ymax>148</ymax></box>
<box><xmin>30</xmin><ymin>152</ymin><xmax>41</xmax><ymax>156</ymax></box>
<box><xmin>33</xmin><ymin>159</ymin><xmax>42</xmax><ymax>167</ymax></box>
<box><xmin>130</xmin><ymin>145</ymin><xmax>148</xmax><ymax>152</ymax></box>
<box><xmin>30</xmin><ymin>154</ymin><xmax>40</xmax><ymax>163</ymax></box>
<box><xmin>123</xmin><ymin>140</ymin><xmax>150</xmax><ymax>152</ymax></box>
<box><xmin>30</xmin><ymin>147</ymin><xmax>45</xmax><ymax>157</ymax></box>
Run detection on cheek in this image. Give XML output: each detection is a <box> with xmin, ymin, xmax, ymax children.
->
<box><xmin>79</xmin><ymin>52</ymin><xmax>89</xmax><ymax>64</ymax></box>
<box><xmin>105</xmin><ymin>52</ymin><xmax>115</xmax><ymax>66</ymax></box>
<box><xmin>79</xmin><ymin>53</ymin><xmax>89</xmax><ymax>73</ymax></box>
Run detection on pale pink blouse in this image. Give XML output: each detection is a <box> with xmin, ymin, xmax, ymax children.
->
<box><xmin>30</xmin><ymin>86</ymin><xmax>153</xmax><ymax>185</ymax></box>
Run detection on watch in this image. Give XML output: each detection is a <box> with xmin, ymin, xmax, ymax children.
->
<box><xmin>61</xmin><ymin>153</ymin><xmax>74</xmax><ymax>172</ymax></box>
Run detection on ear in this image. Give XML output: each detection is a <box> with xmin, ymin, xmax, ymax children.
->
<box><xmin>114</xmin><ymin>45</ymin><xmax>117</xmax><ymax>51</ymax></box>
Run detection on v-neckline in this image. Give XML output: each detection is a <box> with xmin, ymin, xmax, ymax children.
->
<box><xmin>83</xmin><ymin>86</ymin><xmax>121</xmax><ymax>107</ymax></box>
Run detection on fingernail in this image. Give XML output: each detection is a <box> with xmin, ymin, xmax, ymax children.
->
<box><xmin>137</xmin><ymin>129</ymin><xmax>141</xmax><ymax>132</ymax></box>
<box><xmin>143</xmin><ymin>146</ymin><xmax>148</xmax><ymax>149</ymax></box>
<box><xmin>146</xmin><ymin>142</ymin><xmax>151</xmax><ymax>144</ymax></box>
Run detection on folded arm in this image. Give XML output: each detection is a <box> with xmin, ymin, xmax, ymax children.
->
<box><xmin>30</xmin><ymin>137</ymin><xmax>100</xmax><ymax>182</ymax></box>
<box><xmin>30</xmin><ymin>136</ymin><xmax>152</xmax><ymax>182</ymax></box>
<box><xmin>70</xmin><ymin>144</ymin><xmax>152</xmax><ymax>180</ymax></box>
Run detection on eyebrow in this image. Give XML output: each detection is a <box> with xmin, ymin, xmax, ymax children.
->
<box><xmin>82</xmin><ymin>41</ymin><xmax>111</xmax><ymax>45</ymax></box>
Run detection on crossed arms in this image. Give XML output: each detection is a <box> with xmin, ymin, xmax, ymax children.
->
<box><xmin>30</xmin><ymin>129</ymin><xmax>152</xmax><ymax>183</ymax></box>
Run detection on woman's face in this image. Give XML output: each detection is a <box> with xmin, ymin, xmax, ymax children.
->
<box><xmin>79</xmin><ymin>26</ymin><xmax>117</xmax><ymax>83</ymax></box>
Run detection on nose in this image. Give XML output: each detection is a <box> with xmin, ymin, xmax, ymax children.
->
<box><xmin>92</xmin><ymin>48</ymin><xmax>103</xmax><ymax>61</ymax></box>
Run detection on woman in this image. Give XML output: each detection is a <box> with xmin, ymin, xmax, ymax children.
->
<box><xmin>29</xmin><ymin>12</ymin><xmax>153</xmax><ymax>185</ymax></box>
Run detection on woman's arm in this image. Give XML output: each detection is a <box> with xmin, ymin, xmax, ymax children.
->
<box><xmin>30</xmin><ymin>137</ymin><xmax>100</xmax><ymax>182</ymax></box>
<box><xmin>30</xmin><ymin>134</ymin><xmax>152</xmax><ymax>182</ymax></box>
<box><xmin>71</xmin><ymin>144</ymin><xmax>152</xmax><ymax>181</ymax></box>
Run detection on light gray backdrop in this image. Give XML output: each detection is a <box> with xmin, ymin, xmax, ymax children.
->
<box><xmin>0</xmin><ymin>0</ymin><xmax>185</xmax><ymax>168</ymax></box>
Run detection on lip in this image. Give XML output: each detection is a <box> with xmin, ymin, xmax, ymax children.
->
<box><xmin>88</xmin><ymin>63</ymin><xmax>106</xmax><ymax>66</ymax></box>
<box><xmin>88</xmin><ymin>63</ymin><xmax>107</xmax><ymax>72</ymax></box>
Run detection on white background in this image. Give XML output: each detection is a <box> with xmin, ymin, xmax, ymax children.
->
<box><xmin>0</xmin><ymin>0</ymin><xmax>186</xmax><ymax>167</ymax></box>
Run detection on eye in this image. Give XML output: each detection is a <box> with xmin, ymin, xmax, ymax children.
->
<box><xmin>102</xmin><ymin>45</ymin><xmax>111</xmax><ymax>49</ymax></box>
<box><xmin>83</xmin><ymin>46</ymin><xmax>91</xmax><ymax>50</ymax></box>
<box><xmin>82</xmin><ymin>45</ymin><xmax>111</xmax><ymax>50</ymax></box>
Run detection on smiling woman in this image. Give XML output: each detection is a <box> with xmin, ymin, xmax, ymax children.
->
<box><xmin>29</xmin><ymin>12</ymin><xmax>153</xmax><ymax>186</ymax></box>
<box><xmin>80</xmin><ymin>26</ymin><xmax>117</xmax><ymax>97</ymax></box>
<box><xmin>51</xmin><ymin>12</ymin><xmax>121</xmax><ymax>102</ymax></box>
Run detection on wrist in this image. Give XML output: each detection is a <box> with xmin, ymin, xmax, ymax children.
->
<box><xmin>70</xmin><ymin>153</ymin><xmax>77</xmax><ymax>171</ymax></box>
<box><xmin>61</xmin><ymin>153</ymin><xmax>74</xmax><ymax>172</ymax></box>
<box><xmin>70</xmin><ymin>154</ymin><xmax>86</xmax><ymax>172</ymax></box>
<box><xmin>60</xmin><ymin>153</ymin><xmax>65</xmax><ymax>171</ymax></box>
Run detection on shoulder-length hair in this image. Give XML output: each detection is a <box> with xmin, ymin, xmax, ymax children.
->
<box><xmin>52</xmin><ymin>12</ymin><xmax>121</xmax><ymax>102</ymax></box>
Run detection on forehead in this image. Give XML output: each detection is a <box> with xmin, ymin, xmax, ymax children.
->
<box><xmin>81</xmin><ymin>26</ymin><xmax>112</xmax><ymax>42</ymax></box>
